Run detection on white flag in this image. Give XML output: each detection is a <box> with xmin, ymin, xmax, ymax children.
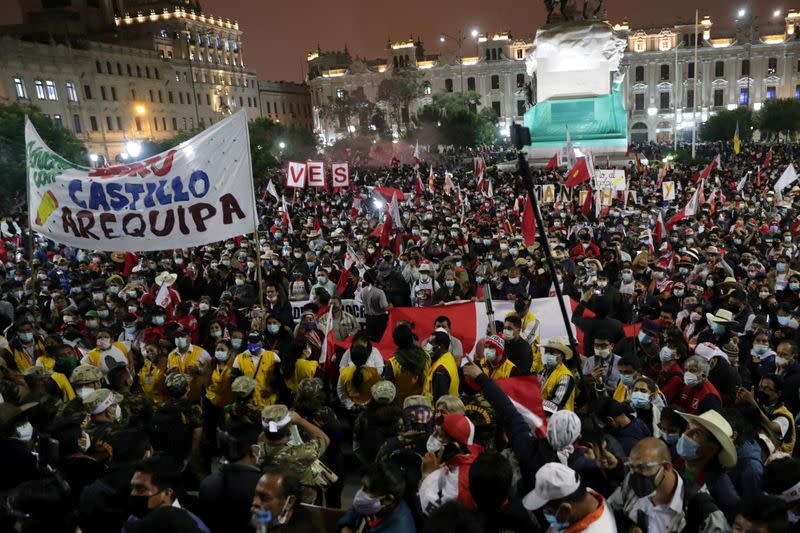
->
<box><xmin>266</xmin><ymin>179</ymin><xmax>280</xmax><ymax>200</ymax></box>
<box><xmin>774</xmin><ymin>164</ymin><xmax>798</xmax><ymax>201</ymax></box>
<box><xmin>564</xmin><ymin>125</ymin><xmax>576</xmax><ymax>169</ymax></box>
<box><xmin>155</xmin><ymin>283</ymin><xmax>171</xmax><ymax>308</ymax></box>
<box><xmin>736</xmin><ymin>171</ymin><xmax>751</xmax><ymax>192</ymax></box>
<box><xmin>390</xmin><ymin>192</ymin><xmax>403</xmax><ymax>229</ymax></box>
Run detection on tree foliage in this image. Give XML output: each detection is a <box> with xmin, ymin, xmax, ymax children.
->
<box><xmin>756</xmin><ymin>98</ymin><xmax>800</xmax><ymax>139</ymax></box>
<box><xmin>0</xmin><ymin>102</ymin><xmax>86</xmax><ymax>213</ymax></box>
<box><xmin>413</xmin><ymin>91</ymin><xmax>498</xmax><ymax>147</ymax></box>
<box><xmin>699</xmin><ymin>107</ymin><xmax>754</xmax><ymax>143</ymax></box>
<box><xmin>377</xmin><ymin>71</ymin><xmax>422</xmax><ymax>131</ymax></box>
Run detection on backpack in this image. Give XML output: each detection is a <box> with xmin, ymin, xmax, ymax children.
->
<box><xmin>149</xmin><ymin>401</ymin><xmax>192</xmax><ymax>461</ymax></box>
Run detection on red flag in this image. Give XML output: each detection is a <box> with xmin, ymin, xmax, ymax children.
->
<box><xmin>415</xmin><ymin>169</ymin><xmax>423</xmax><ymax>197</ymax></box>
<box><xmin>544</xmin><ymin>153</ymin><xmax>559</xmax><ymax>171</ymax></box>
<box><xmin>764</xmin><ymin>148</ymin><xmax>773</xmax><ymax>168</ymax></box>
<box><xmin>495</xmin><ymin>375</ymin><xmax>548</xmax><ymax>438</ymax></box>
<box><xmin>654</xmin><ymin>210</ymin><xmax>666</xmax><ymax>244</ymax></box>
<box><xmin>475</xmin><ymin>157</ymin><xmax>486</xmax><ymax>191</ymax></box>
<box><xmin>666</xmin><ymin>183</ymin><xmax>703</xmax><ymax>230</ymax></box>
<box><xmin>581</xmin><ymin>186</ymin><xmax>593</xmax><ymax>216</ymax></box>
<box><xmin>335</xmin><ymin>249</ymin><xmax>357</xmax><ymax>296</ymax></box>
<box><xmin>565</xmin><ymin>158</ymin><xmax>591</xmax><ymax>188</ymax></box>
<box><xmin>428</xmin><ymin>166</ymin><xmax>436</xmax><ymax>194</ymax></box>
<box><xmin>698</xmin><ymin>159</ymin><xmax>718</xmax><ymax>182</ymax></box>
<box><xmin>522</xmin><ymin>195</ymin><xmax>537</xmax><ymax>247</ymax></box>
<box><xmin>413</xmin><ymin>141</ymin><xmax>421</xmax><ymax>167</ymax></box>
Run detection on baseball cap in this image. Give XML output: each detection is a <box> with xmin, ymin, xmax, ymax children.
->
<box><xmin>371</xmin><ymin>380</ymin><xmax>396</xmax><ymax>404</ymax></box>
<box><xmin>522</xmin><ymin>462</ymin><xmax>581</xmax><ymax>511</ymax></box>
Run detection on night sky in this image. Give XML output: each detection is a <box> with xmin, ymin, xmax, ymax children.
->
<box><xmin>0</xmin><ymin>1</ymin><xmax>788</xmax><ymax>82</ymax></box>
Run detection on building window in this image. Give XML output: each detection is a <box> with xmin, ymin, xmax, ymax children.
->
<box><xmin>634</xmin><ymin>93</ymin><xmax>644</xmax><ymax>110</ymax></box>
<box><xmin>660</xmin><ymin>64</ymin><xmax>670</xmax><ymax>81</ymax></box>
<box><xmin>95</xmin><ymin>60</ymin><xmax>102</xmax><ymax>73</ymax></box>
<box><xmin>206</xmin><ymin>94</ymin><xmax>211</xmax><ymax>105</ymax></box>
<box><xmin>162</xmin><ymin>117</ymin><xmax>167</xmax><ymax>130</ymax></box>
<box><xmin>100</xmin><ymin>86</ymin><xmax>107</xmax><ymax>100</ymax></box>
<box><xmin>687</xmin><ymin>62</ymin><xmax>695</xmax><ymax>79</ymax></box>
<box><xmin>168</xmin><ymin>91</ymin><xmax>174</xmax><ymax>104</ymax></box>
<box><xmin>116</xmin><ymin>116</ymin><xmax>123</xmax><ymax>130</ymax></box>
<box><xmin>266</xmin><ymin>102</ymin><xmax>271</xmax><ymax>114</ymax></box>
<box><xmin>516</xmin><ymin>49</ymin><xmax>523</xmax><ymax>59</ymax></box>
<box><xmin>516</xmin><ymin>100</ymin><xmax>526</xmax><ymax>116</ymax></box>
<box><xmin>179</xmin><ymin>92</ymin><xmax>184</xmax><ymax>104</ymax></box>
<box><xmin>111</xmin><ymin>87</ymin><xmax>117</xmax><ymax>101</ymax></box>
<box><xmin>136</xmin><ymin>65</ymin><xmax>141</xmax><ymax>77</ymax></box>
<box><xmin>686</xmin><ymin>89</ymin><xmax>694</xmax><ymax>109</ymax></box>
<box><xmin>53</xmin><ymin>114</ymin><xmax>62</xmax><ymax>128</ymax></box>
<box><xmin>796</xmin><ymin>84</ymin><xmax>800</xmax><ymax>99</ymax></box>
<box><xmin>635</xmin><ymin>66</ymin><xmax>644</xmax><ymax>82</ymax></box>
<box><xmin>742</xmin><ymin>59</ymin><xmax>750</xmax><ymax>77</ymax></box>
<box><xmin>90</xmin><ymin>116</ymin><xmax>98</xmax><ymax>131</ymax></box>
<box><xmin>739</xmin><ymin>87</ymin><xmax>749</xmax><ymax>106</ymax></box>
<box><xmin>117</xmin><ymin>63</ymin><xmax>122</xmax><ymax>75</ymax></box>
<box><xmin>106</xmin><ymin>61</ymin><xmax>112</xmax><ymax>74</ymax></box>
<box><xmin>145</xmin><ymin>66</ymin><xmax>150</xmax><ymax>79</ymax></box>
<box><xmin>126</xmin><ymin>64</ymin><xmax>132</xmax><ymax>76</ymax></box>
<box><xmin>767</xmin><ymin>57</ymin><xmax>777</xmax><ymax>75</ymax></box>
<box><xmin>106</xmin><ymin>116</ymin><xmax>113</xmax><ymax>131</ymax></box>
<box><xmin>64</xmin><ymin>82</ymin><xmax>76</xmax><ymax>102</ymax></box>
<box><xmin>766</xmin><ymin>86</ymin><xmax>777</xmax><ymax>100</ymax></box>
<box><xmin>516</xmin><ymin>73</ymin><xmax>525</xmax><ymax>88</ymax></box>
<box><xmin>73</xmin><ymin>114</ymin><xmax>81</xmax><ymax>133</ymax></box>
<box><xmin>491</xmin><ymin>101</ymin><xmax>501</xmax><ymax>116</ymax></box>
<box><xmin>154</xmin><ymin>68</ymin><xmax>160</xmax><ymax>80</ymax></box>
<box><xmin>714</xmin><ymin>61</ymin><xmax>724</xmax><ymax>78</ymax></box>
<box><xmin>13</xmin><ymin>77</ymin><xmax>28</xmax><ymax>98</ymax></box>
<box><xmin>135</xmin><ymin>117</ymin><xmax>142</xmax><ymax>131</ymax></box>
<box><xmin>186</xmin><ymin>93</ymin><xmax>192</xmax><ymax>105</ymax></box>
<box><xmin>34</xmin><ymin>80</ymin><xmax>45</xmax><ymax>99</ymax></box>
<box><xmin>172</xmin><ymin>117</ymin><xmax>177</xmax><ymax>130</ymax></box>
<box><xmin>491</xmin><ymin>48</ymin><xmax>498</xmax><ymax>61</ymax></box>
<box><xmin>84</xmin><ymin>85</ymin><xmax>92</xmax><ymax>99</ymax></box>
<box><xmin>714</xmin><ymin>88</ymin><xmax>724</xmax><ymax>107</ymax></box>
<box><xmin>659</xmin><ymin>91</ymin><xmax>670</xmax><ymax>109</ymax></box>
<box><xmin>45</xmin><ymin>80</ymin><xmax>58</xmax><ymax>100</ymax></box>
<box><xmin>153</xmin><ymin>117</ymin><xmax>158</xmax><ymax>131</ymax></box>
<box><xmin>445</xmin><ymin>79</ymin><xmax>453</xmax><ymax>92</ymax></box>
<box><xmin>491</xmin><ymin>75</ymin><xmax>500</xmax><ymax>89</ymax></box>
<box><xmin>149</xmin><ymin>89</ymin><xmax>154</xmax><ymax>102</ymax></box>
<box><xmin>467</xmin><ymin>77</ymin><xmax>476</xmax><ymax>91</ymax></box>
<box><xmin>131</xmin><ymin>88</ymin><xmax>136</xmax><ymax>99</ymax></box>
<box><xmin>157</xmin><ymin>90</ymin><xmax>162</xmax><ymax>103</ymax></box>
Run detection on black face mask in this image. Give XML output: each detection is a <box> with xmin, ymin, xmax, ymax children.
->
<box><xmin>127</xmin><ymin>494</ymin><xmax>151</xmax><ymax>519</ymax></box>
<box><xmin>629</xmin><ymin>467</ymin><xmax>663</xmax><ymax>498</ymax></box>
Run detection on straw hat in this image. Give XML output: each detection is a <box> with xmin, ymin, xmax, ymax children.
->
<box><xmin>706</xmin><ymin>309</ymin><xmax>737</xmax><ymax>325</ymax></box>
<box><xmin>678</xmin><ymin>410</ymin><xmax>737</xmax><ymax>468</ymax></box>
<box><xmin>154</xmin><ymin>271</ymin><xmax>178</xmax><ymax>287</ymax></box>
<box><xmin>542</xmin><ymin>338</ymin><xmax>573</xmax><ymax>360</ymax></box>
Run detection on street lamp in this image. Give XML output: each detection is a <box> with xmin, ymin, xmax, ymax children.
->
<box><xmin>279</xmin><ymin>141</ymin><xmax>286</xmax><ymax>150</ymax></box>
<box><xmin>89</xmin><ymin>153</ymin><xmax>99</xmax><ymax>163</ymax></box>
<box><xmin>135</xmin><ymin>105</ymin><xmax>146</xmax><ymax>115</ymax></box>
<box><xmin>126</xmin><ymin>140</ymin><xmax>142</xmax><ymax>158</ymax></box>
<box><xmin>471</xmin><ymin>28</ymin><xmax>479</xmax><ymax>38</ymax></box>
<box><xmin>439</xmin><ymin>29</ymin><xmax>480</xmax><ymax>93</ymax></box>
<box><xmin>737</xmin><ymin>8</ymin><xmax>746</xmax><ymax>19</ymax></box>
<box><xmin>773</xmin><ymin>9</ymin><xmax>782</xmax><ymax>18</ymax></box>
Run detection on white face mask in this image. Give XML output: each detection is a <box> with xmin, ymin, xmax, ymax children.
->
<box><xmin>426</xmin><ymin>434</ymin><xmax>444</xmax><ymax>454</ymax></box>
<box><xmin>503</xmin><ymin>328</ymin><xmax>514</xmax><ymax>341</ymax></box>
<box><xmin>14</xmin><ymin>422</ymin><xmax>33</xmax><ymax>442</ymax></box>
<box><xmin>77</xmin><ymin>386</ymin><xmax>94</xmax><ymax>400</ymax></box>
<box><xmin>79</xmin><ymin>431</ymin><xmax>91</xmax><ymax>453</ymax></box>
<box><xmin>114</xmin><ymin>405</ymin><xmax>122</xmax><ymax>422</ymax></box>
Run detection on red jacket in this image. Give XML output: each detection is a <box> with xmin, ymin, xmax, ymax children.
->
<box><xmin>569</xmin><ymin>241</ymin><xmax>601</xmax><ymax>261</ymax></box>
<box><xmin>677</xmin><ymin>380</ymin><xmax>721</xmax><ymax>415</ymax></box>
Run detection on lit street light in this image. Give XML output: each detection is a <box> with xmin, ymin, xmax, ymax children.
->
<box><xmin>471</xmin><ymin>28</ymin><xmax>479</xmax><ymax>38</ymax></box>
<box><xmin>89</xmin><ymin>153</ymin><xmax>99</xmax><ymax>162</ymax></box>
<box><xmin>126</xmin><ymin>140</ymin><xmax>142</xmax><ymax>158</ymax></box>
<box><xmin>135</xmin><ymin>105</ymin><xmax>146</xmax><ymax>115</ymax></box>
<box><xmin>737</xmin><ymin>8</ymin><xmax>746</xmax><ymax>19</ymax></box>
<box><xmin>279</xmin><ymin>141</ymin><xmax>286</xmax><ymax>150</ymax></box>
<box><xmin>774</xmin><ymin>9</ymin><xmax>782</xmax><ymax>18</ymax></box>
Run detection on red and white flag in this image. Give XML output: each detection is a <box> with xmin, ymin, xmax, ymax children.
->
<box><xmin>544</xmin><ymin>153</ymin><xmax>559</xmax><ymax>171</ymax></box>
<box><xmin>413</xmin><ymin>141</ymin><xmax>421</xmax><ymax>167</ymax></box>
<box><xmin>495</xmin><ymin>375</ymin><xmax>548</xmax><ymax>438</ymax></box>
<box><xmin>281</xmin><ymin>196</ymin><xmax>294</xmax><ymax>234</ymax></box>
<box><xmin>653</xmin><ymin>210</ymin><xmax>667</xmax><ymax>244</ymax></box>
<box><xmin>155</xmin><ymin>282</ymin><xmax>171</xmax><ymax>308</ymax></box>
<box><xmin>266</xmin><ymin>179</ymin><xmax>280</xmax><ymax>200</ymax></box>
<box><xmin>428</xmin><ymin>166</ymin><xmax>436</xmax><ymax>194</ymax></box>
<box><xmin>764</xmin><ymin>148</ymin><xmax>773</xmax><ymax>168</ymax></box>
<box><xmin>475</xmin><ymin>157</ymin><xmax>486</xmax><ymax>191</ymax></box>
<box><xmin>666</xmin><ymin>181</ymin><xmax>702</xmax><ymax>230</ymax></box>
<box><xmin>444</xmin><ymin>172</ymin><xmax>455</xmax><ymax>195</ymax></box>
<box><xmin>389</xmin><ymin>192</ymin><xmax>403</xmax><ymax>230</ymax></box>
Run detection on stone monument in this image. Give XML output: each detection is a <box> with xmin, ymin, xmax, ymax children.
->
<box><xmin>524</xmin><ymin>1</ymin><xmax>628</xmax><ymax>159</ymax></box>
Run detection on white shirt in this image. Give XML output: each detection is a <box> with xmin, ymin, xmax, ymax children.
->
<box><xmin>339</xmin><ymin>346</ymin><xmax>384</xmax><ymax>374</ymax></box>
<box><xmin>582</xmin><ymin>491</ymin><xmax>618</xmax><ymax>533</ymax></box>
<box><xmin>629</xmin><ymin>474</ymin><xmax>684</xmax><ymax>533</ymax></box>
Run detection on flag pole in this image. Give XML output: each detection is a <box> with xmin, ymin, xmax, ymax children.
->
<box><xmin>24</xmin><ymin>117</ymin><xmax>38</xmax><ymax>324</ymax></box>
<box><xmin>240</xmin><ymin>111</ymin><xmax>265</xmax><ymax>310</ymax></box>
<box><xmin>512</xmin><ymin>126</ymin><xmax>582</xmax><ymax>378</ymax></box>
<box><xmin>691</xmin><ymin>9</ymin><xmax>698</xmax><ymax>160</ymax></box>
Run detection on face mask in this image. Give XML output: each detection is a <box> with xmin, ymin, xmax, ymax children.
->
<box><xmin>108</xmin><ymin>286</ymin><xmax>120</xmax><ymax>295</ymax></box>
<box><xmin>705</xmin><ymin>279</ymin><xmax>715</xmax><ymax>288</ymax></box>
<box><xmin>175</xmin><ymin>337</ymin><xmax>189</xmax><ymax>349</ymax></box>
<box><xmin>367</xmin><ymin>247</ymin><xmax>376</xmax><ymax>254</ymax></box>
<box><xmin>777</xmin><ymin>263</ymin><xmax>787</xmax><ymax>272</ymax></box>
<box><xmin>637</xmin><ymin>331</ymin><xmax>652</xmax><ymax>344</ymax></box>
<box><xmin>235</xmin><ymin>278</ymin><xmax>245</xmax><ymax>286</ymax></box>
<box><xmin>248</xmin><ymin>342</ymin><xmax>262</xmax><ymax>354</ymax></box>
<box><xmin>93</xmin><ymin>292</ymin><xmax>105</xmax><ymax>302</ymax></box>
<box><xmin>79</xmin><ymin>431</ymin><xmax>91</xmax><ymax>453</ymax></box>
<box><xmin>759</xmin><ymin>291</ymin><xmax>770</xmax><ymax>299</ymax></box>
<box><xmin>629</xmin><ymin>468</ymin><xmax>662</xmax><ymax>498</ymax></box>
<box><xmin>122</xmin><ymin>325</ymin><xmax>137</xmax><ymax>335</ymax></box>
<box><xmin>445</xmin><ymin>280</ymin><xmax>456</xmax><ymax>288</ymax></box>
<box><xmin>353</xmin><ymin>488</ymin><xmax>384</xmax><ymax>516</ymax></box>
<box><xmin>753</xmin><ymin>344</ymin><xmax>770</xmax><ymax>356</ymax></box>
<box><xmin>114</xmin><ymin>404</ymin><xmax>122</xmax><ymax>421</ymax></box>
<box><xmin>690</xmin><ymin>312</ymin><xmax>701</xmax><ymax>323</ymax></box>
<box><xmin>503</xmin><ymin>328</ymin><xmax>514</xmax><ymax>341</ymax></box>
<box><xmin>683</xmin><ymin>371</ymin><xmax>699</xmax><ymax>387</ymax></box>
<box><xmin>152</xmin><ymin>316</ymin><xmax>165</xmax><ymax>326</ymax></box>
<box><xmin>659</xmin><ymin>347</ymin><xmax>674</xmax><ymax>363</ymax></box>
<box><xmin>661</xmin><ymin>432</ymin><xmax>680</xmax><ymax>445</ymax></box>
<box><xmin>542</xmin><ymin>353</ymin><xmax>559</xmax><ymax>367</ymax></box>
<box><xmin>710</xmin><ymin>322</ymin><xmax>726</xmax><ymax>335</ymax></box>
<box><xmin>622</xmin><ymin>273</ymin><xmax>633</xmax><ymax>282</ymax></box>
<box><xmin>620</xmin><ymin>374</ymin><xmax>636</xmax><ymax>387</ymax></box>
<box><xmin>426</xmin><ymin>434</ymin><xmax>444</xmax><ymax>453</ymax></box>
<box><xmin>97</xmin><ymin>310</ymin><xmax>109</xmax><ymax>318</ymax></box>
<box><xmin>77</xmin><ymin>386</ymin><xmax>94</xmax><ymax>400</ymax></box>
<box><xmin>475</xmin><ymin>276</ymin><xmax>484</xmax><ymax>284</ymax></box>
<box><xmin>509</xmin><ymin>248</ymin><xmax>519</xmax><ymax>257</ymax></box>
<box><xmin>484</xmin><ymin>348</ymin><xmax>497</xmax><ymax>363</ymax></box>
<box><xmin>631</xmin><ymin>390</ymin><xmax>650</xmax><ymax>409</ymax></box>
<box><xmin>304</xmin><ymin>322</ymin><xmax>316</xmax><ymax>331</ymax></box>
<box><xmin>128</xmin><ymin>494</ymin><xmax>151</xmax><ymax>519</ymax></box>
<box><xmin>676</xmin><ymin>434</ymin><xmax>701</xmax><ymax>461</ymax></box>
<box><xmin>778</xmin><ymin>316</ymin><xmax>791</xmax><ymax>327</ymax></box>
<box><xmin>776</xmin><ymin>356</ymin><xmax>789</xmax><ymax>367</ymax></box>
<box><xmin>231</xmin><ymin>339</ymin><xmax>243</xmax><ymax>350</ymax></box>
<box><xmin>14</xmin><ymin>422</ymin><xmax>33</xmax><ymax>442</ymax></box>
<box><xmin>543</xmin><ymin>512</ymin><xmax>570</xmax><ymax>532</ymax></box>
<box><xmin>595</xmin><ymin>346</ymin><xmax>612</xmax><ymax>358</ymax></box>
<box><xmin>673</xmin><ymin>289</ymin><xmax>684</xmax><ymax>297</ymax></box>
<box><xmin>221</xmin><ymin>259</ymin><xmax>231</xmax><ymax>267</ymax></box>
<box><xmin>18</xmin><ymin>332</ymin><xmax>33</xmax><ymax>343</ymax></box>
<box><xmin>215</xmin><ymin>351</ymin><xmax>229</xmax><ymax>361</ymax></box>
<box><xmin>210</xmin><ymin>330</ymin><xmax>222</xmax><ymax>338</ymax></box>
<box><xmin>508</xmin><ymin>277</ymin><xmax>520</xmax><ymax>285</ymax></box>
<box><xmin>267</xmin><ymin>324</ymin><xmax>280</xmax><ymax>334</ymax></box>
<box><xmin>198</xmin><ymin>303</ymin><xmax>210</xmax><ymax>312</ymax></box>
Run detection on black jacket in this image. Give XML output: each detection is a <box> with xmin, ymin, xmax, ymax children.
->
<box><xmin>198</xmin><ymin>463</ymin><xmax>262</xmax><ymax>533</ymax></box>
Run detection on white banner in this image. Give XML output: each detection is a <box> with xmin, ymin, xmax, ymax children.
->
<box><xmin>594</xmin><ymin>169</ymin><xmax>626</xmax><ymax>191</ymax></box>
<box><xmin>26</xmin><ymin>111</ymin><xmax>256</xmax><ymax>252</ymax></box>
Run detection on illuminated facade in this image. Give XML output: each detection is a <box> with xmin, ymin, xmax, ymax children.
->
<box><xmin>308</xmin><ymin>12</ymin><xmax>800</xmax><ymax>145</ymax></box>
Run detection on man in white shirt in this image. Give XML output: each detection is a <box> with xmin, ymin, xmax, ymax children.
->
<box><xmin>607</xmin><ymin>437</ymin><xmax>729</xmax><ymax>532</ymax></box>
<box><xmin>338</xmin><ymin>331</ymin><xmax>384</xmax><ymax>374</ymax></box>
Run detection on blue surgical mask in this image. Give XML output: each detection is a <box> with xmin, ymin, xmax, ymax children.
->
<box><xmin>622</xmin><ymin>273</ymin><xmax>633</xmax><ymax>282</ymax></box>
<box><xmin>710</xmin><ymin>322</ymin><xmax>726</xmax><ymax>335</ymax></box>
<box><xmin>248</xmin><ymin>342</ymin><xmax>262</xmax><ymax>354</ymax></box>
<box><xmin>631</xmin><ymin>390</ymin><xmax>650</xmax><ymax>409</ymax></box>
<box><xmin>638</xmin><ymin>331</ymin><xmax>652</xmax><ymax>344</ymax></box>
<box><xmin>661</xmin><ymin>432</ymin><xmax>680</xmax><ymax>445</ymax></box>
<box><xmin>676</xmin><ymin>434</ymin><xmax>701</xmax><ymax>461</ymax></box>
<box><xmin>18</xmin><ymin>332</ymin><xmax>33</xmax><ymax>343</ymax></box>
<box><xmin>543</xmin><ymin>512</ymin><xmax>569</xmax><ymax>532</ymax></box>
<box><xmin>152</xmin><ymin>316</ymin><xmax>165</xmax><ymax>326</ymax></box>
<box><xmin>231</xmin><ymin>339</ymin><xmax>243</xmax><ymax>350</ymax></box>
<box><xmin>778</xmin><ymin>316</ymin><xmax>791</xmax><ymax>327</ymax></box>
<box><xmin>542</xmin><ymin>353</ymin><xmax>559</xmax><ymax>367</ymax></box>
<box><xmin>620</xmin><ymin>374</ymin><xmax>636</xmax><ymax>386</ymax></box>
<box><xmin>124</xmin><ymin>326</ymin><xmax>137</xmax><ymax>335</ymax></box>
<box><xmin>267</xmin><ymin>324</ymin><xmax>280</xmax><ymax>334</ymax></box>
<box><xmin>175</xmin><ymin>337</ymin><xmax>188</xmax><ymax>349</ymax></box>
<box><xmin>445</xmin><ymin>280</ymin><xmax>456</xmax><ymax>288</ymax></box>
<box><xmin>659</xmin><ymin>347</ymin><xmax>674</xmax><ymax>362</ymax></box>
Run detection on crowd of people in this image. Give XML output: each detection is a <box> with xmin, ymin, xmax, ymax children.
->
<box><xmin>0</xmin><ymin>138</ymin><xmax>799</xmax><ymax>533</ymax></box>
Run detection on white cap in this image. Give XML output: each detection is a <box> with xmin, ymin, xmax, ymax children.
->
<box><xmin>694</xmin><ymin>342</ymin><xmax>730</xmax><ymax>363</ymax></box>
<box><xmin>522</xmin><ymin>462</ymin><xmax>581</xmax><ymax>511</ymax></box>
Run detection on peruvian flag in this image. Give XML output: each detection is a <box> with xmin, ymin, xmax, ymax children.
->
<box><xmin>415</xmin><ymin>169</ymin><xmax>424</xmax><ymax>198</ymax></box>
<box><xmin>281</xmin><ymin>196</ymin><xmax>294</xmax><ymax>234</ymax></box>
<box><xmin>653</xmin><ymin>210</ymin><xmax>667</xmax><ymax>244</ymax></box>
<box><xmin>522</xmin><ymin>194</ymin><xmax>537</xmax><ymax>247</ymax></box>
<box><xmin>581</xmin><ymin>185</ymin><xmax>593</xmax><ymax>217</ymax></box>
<box><xmin>413</xmin><ymin>141</ymin><xmax>421</xmax><ymax>167</ymax></box>
<box><xmin>475</xmin><ymin>157</ymin><xmax>487</xmax><ymax>191</ymax></box>
<box><xmin>764</xmin><ymin>148</ymin><xmax>773</xmax><ymax>168</ymax></box>
<box><xmin>565</xmin><ymin>158</ymin><xmax>591</xmax><ymax>188</ymax></box>
<box><xmin>496</xmin><ymin>375</ymin><xmax>548</xmax><ymax>438</ymax></box>
<box><xmin>444</xmin><ymin>172</ymin><xmax>455</xmax><ymax>195</ymax></box>
<box><xmin>155</xmin><ymin>282</ymin><xmax>171</xmax><ymax>309</ymax></box>
<box><xmin>666</xmin><ymin>182</ymin><xmax>703</xmax><ymax>230</ymax></box>
<box><xmin>428</xmin><ymin>166</ymin><xmax>436</xmax><ymax>194</ymax></box>
<box><xmin>334</xmin><ymin>249</ymin><xmax>357</xmax><ymax>296</ymax></box>
<box><xmin>485</xmin><ymin>178</ymin><xmax>494</xmax><ymax>199</ymax></box>
<box><xmin>697</xmin><ymin>158</ymin><xmax>718</xmax><ymax>182</ymax></box>
<box><xmin>544</xmin><ymin>153</ymin><xmax>559</xmax><ymax>171</ymax></box>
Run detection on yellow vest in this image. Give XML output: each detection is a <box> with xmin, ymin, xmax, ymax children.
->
<box><xmin>423</xmin><ymin>352</ymin><xmax>460</xmax><ymax>399</ymax></box>
<box><xmin>167</xmin><ymin>345</ymin><xmax>206</xmax><ymax>402</ymax></box>
<box><xmin>86</xmin><ymin>342</ymin><xmax>130</xmax><ymax>368</ymax></box>
<box><xmin>340</xmin><ymin>365</ymin><xmax>380</xmax><ymax>406</ymax></box>
<box><xmin>138</xmin><ymin>358</ymin><xmax>167</xmax><ymax>407</ymax></box>
<box><xmin>507</xmin><ymin>311</ymin><xmax>543</xmax><ymax>373</ymax></box>
<box><xmin>541</xmin><ymin>363</ymin><xmax>576</xmax><ymax>411</ymax></box>
<box><xmin>206</xmin><ymin>359</ymin><xmax>235</xmax><ymax>407</ymax></box>
<box><xmin>771</xmin><ymin>404</ymin><xmax>797</xmax><ymax>454</ymax></box>
<box><xmin>37</xmin><ymin>356</ymin><xmax>56</xmax><ymax>371</ymax></box>
<box><xmin>613</xmin><ymin>382</ymin><xmax>631</xmax><ymax>402</ymax></box>
<box><xmin>388</xmin><ymin>355</ymin><xmax>430</xmax><ymax>404</ymax></box>
<box><xmin>235</xmin><ymin>350</ymin><xmax>279</xmax><ymax>406</ymax></box>
<box><xmin>480</xmin><ymin>357</ymin><xmax>517</xmax><ymax>380</ymax></box>
<box><xmin>8</xmin><ymin>341</ymin><xmax>46</xmax><ymax>372</ymax></box>
<box><xmin>285</xmin><ymin>359</ymin><xmax>320</xmax><ymax>393</ymax></box>
<box><xmin>51</xmin><ymin>372</ymin><xmax>75</xmax><ymax>402</ymax></box>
